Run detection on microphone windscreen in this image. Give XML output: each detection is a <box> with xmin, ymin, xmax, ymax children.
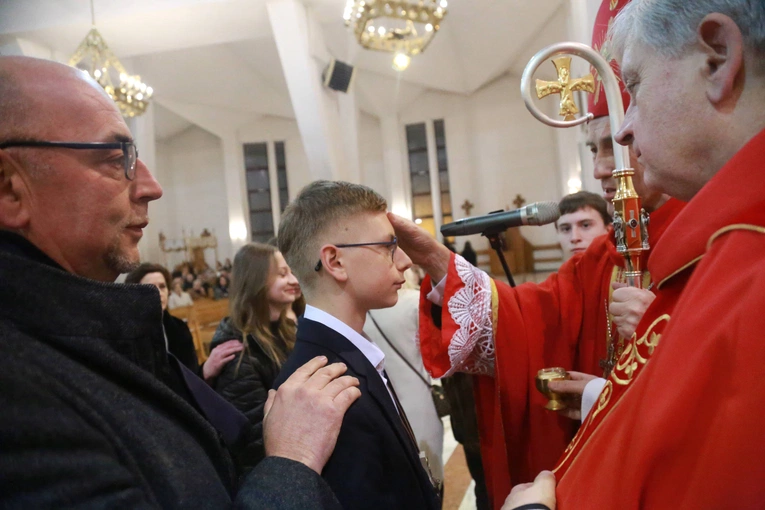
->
<box><xmin>531</xmin><ymin>201</ymin><xmax>561</xmax><ymax>225</ymax></box>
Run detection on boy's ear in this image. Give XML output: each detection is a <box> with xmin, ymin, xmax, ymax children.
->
<box><xmin>318</xmin><ymin>245</ymin><xmax>349</xmax><ymax>283</ymax></box>
<box><xmin>0</xmin><ymin>151</ymin><xmax>31</xmax><ymax>230</ymax></box>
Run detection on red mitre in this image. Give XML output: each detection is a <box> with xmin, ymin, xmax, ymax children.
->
<box><xmin>587</xmin><ymin>0</ymin><xmax>632</xmax><ymax>119</ymax></box>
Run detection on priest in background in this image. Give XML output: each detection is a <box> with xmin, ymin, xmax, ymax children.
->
<box><xmin>554</xmin><ymin>191</ymin><xmax>611</xmax><ymax>259</ymax></box>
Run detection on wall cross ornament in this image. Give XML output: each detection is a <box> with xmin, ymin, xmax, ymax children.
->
<box><xmin>461</xmin><ymin>199</ymin><xmax>475</xmax><ymax>216</ymax></box>
<box><xmin>535</xmin><ymin>56</ymin><xmax>595</xmax><ymax>121</ymax></box>
<box><xmin>513</xmin><ymin>194</ymin><xmax>527</xmax><ymax>209</ymax></box>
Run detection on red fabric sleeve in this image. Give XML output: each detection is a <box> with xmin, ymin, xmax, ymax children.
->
<box><xmin>418</xmin><ymin>242</ymin><xmax>617</xmax><ymax>508</ymax></box>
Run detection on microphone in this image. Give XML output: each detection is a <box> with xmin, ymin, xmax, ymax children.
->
<box><xmin>441</xmin><ymin>201</ymin><xmax>560</xmax><ymax>237</ymax></box>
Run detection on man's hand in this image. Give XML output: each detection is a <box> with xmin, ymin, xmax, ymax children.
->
<box><xmin>501</xmin><ymin>470</ymin><xmax>557</xmax><ymax>510</ymax></box>
<box><xmin>388</xmin><ymin>212</ymin><xmax>451</xmax><ymax>282</ymax></box>
<box><xmin>547</xmin><ymin>371</ymin><xmax>597</xmax><ymax>420</ymax></box>
<box><xmin>609</xmin><ymin>282</ymin><xmax>656</xmax><ymax>339</ymax></box>
<box><xmin>263</xmin><ymin>356</ymin><xmax>361</xmax><ymax>474</ymax></box>
<box><xmin>202</xmin><ymin>340</ymin><xmax>244</xmax><ymax>382</ymax></box>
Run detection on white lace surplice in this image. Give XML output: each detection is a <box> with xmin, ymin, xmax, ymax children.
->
<box><xmin>441</xmin><ymin>255</ymin><xmax>496</xmax><ymax>377</ymax></box>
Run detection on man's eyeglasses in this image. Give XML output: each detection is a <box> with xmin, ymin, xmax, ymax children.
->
<box><xmin>0</xmin><ymin>140</ymin><xmax>139</xmax><ymax>180</ymax></box>
<box><xmin>314</xmin><ymin>236</ymin><xmax>398</xmax><ymax>271</ymax></box>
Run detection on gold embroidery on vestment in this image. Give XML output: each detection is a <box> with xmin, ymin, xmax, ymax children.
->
<box><xmin>554</xmin><ymin>314</ymin><xmax>669</xmax><ymax>477</ymax></box>
<box><xmin>706</xmin><ymin>224</ymin><xmax>765</xmax><ymax>250</ymax></box>
<box><xmin>612</xmin><ymin>314</ymin><xmax>668</xmax><ymax>386</ymax></box>
<box><xmin>591</xmin><ymin>380</ymin><xmax>613</xmax><ymax>420</ymax></box>
<box><xmin>656</xmin><ymin>255</ymin><xmax>703</xmax><ymax>290</ymax></box>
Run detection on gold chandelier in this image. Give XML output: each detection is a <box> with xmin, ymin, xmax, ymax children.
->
<box><xmin>68</xmin><ymin>3</ymin><xmax>153</xmax><ymax>118</ymax></box>
<box><xmin>343</xmin><ymin>0</ymin><xmax>448</xmax><ymax>70</ymax></box>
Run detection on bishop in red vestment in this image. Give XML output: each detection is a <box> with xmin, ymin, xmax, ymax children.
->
<box><xmin>393</xmin><ymin>3</ymin><xmax>689</xmax><ymax>508</ymax></box>
<box><xmin>504</xmin><ymin>0</ymin><xmax>765</xmax><ymax>507</ymax></box>
<box><xmin>557</xmin><ymin>127</ymin><xmax>765</xmax><ymax>508</ymax></box>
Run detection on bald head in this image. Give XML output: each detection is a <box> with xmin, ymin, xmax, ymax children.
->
<box><xmin>0</xmin><ymin>57</ymin><xmax>113</xmax><ymax>142</ymax></box>
<box><xmin>0</xmin><ymin>56</ymin><xmax>163</xmax><ymax>282</ymax></box>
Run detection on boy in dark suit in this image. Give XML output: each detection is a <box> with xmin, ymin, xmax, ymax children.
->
<box><xmin>275</xmin><ymin>180</ymin><xmax>441</xmax><ymax>510</ymax></box>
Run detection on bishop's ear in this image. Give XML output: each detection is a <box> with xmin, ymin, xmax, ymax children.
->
<box><xmin>0</xmin><ymin>150</ymin><xmax>31</xmax><ymax>230</ymax></box>
<box><xmin>697</xmin><ymin>13</ymin><xmax>744</xmax><ymax>105</ymax></box>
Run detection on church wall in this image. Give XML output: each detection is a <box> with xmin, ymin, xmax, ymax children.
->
<box><xmin>468</xmin><ymin>75</ymin><xmax>562</xmax><ymax>247</ymax></box>
<box><xmin>156</xmin><ymin>125</ymin><xmax>233</xmax><ymax>269</ymax></box>
<box><xmin>358</xmin><ymin>112</ymin><xmax>386</xmax><ymax>197</ymax></box>
<box><xmin>147</xmin><ymin>139</ymin><xmax>175</xmax><ymax>261</ymax></box>
<box><xmin>397</xmin><ymin>75</ymin><xmax>562</xmax><ymax>251</ymax></box>
<box><xmin>237</xmin><ymin>113</ymin><xmax>390</xmax><ymax>207</ymax></box>
<box><xmin>150</xmin><ymin>77</ymin><xmax>566</xmax><ymax>264</ymax></box>
<box><xmin>237</xmin><ymin>116</ymin><xmax>311</xmax><ymax>202</ymax></box>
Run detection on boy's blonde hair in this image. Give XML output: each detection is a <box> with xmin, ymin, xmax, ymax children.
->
<box><xmin>278</xmin><ymin>180</ymin><xmax>387</xmax><ymax>291</ymax></box>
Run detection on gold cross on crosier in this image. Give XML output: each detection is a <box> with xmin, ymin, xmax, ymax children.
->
<box><xmin>461</xmin><ymin>199</ymin><xmax>475</xmax><ymax>216</ymax></box>
<box><xmin>535</xmin><ymin>57</ymin><xmax>595</xmax><ymax>121</ymax></box>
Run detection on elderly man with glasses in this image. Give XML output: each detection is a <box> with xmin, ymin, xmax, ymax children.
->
<box><xmin>0</xmin><ymin>56</ymin><xmax>361</xmax><ymax>509</ymax></box>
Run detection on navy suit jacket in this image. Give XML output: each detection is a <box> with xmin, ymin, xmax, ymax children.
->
<box><xmin>274</xmin><ymin>317</ymin><xmax>441</xmax><ymax>510</ymax></box>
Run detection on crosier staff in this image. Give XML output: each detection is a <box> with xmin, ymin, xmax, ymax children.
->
<box><xmin>520</xmin><ymin>42</ymin><xmax>648</xmax><ymax>288</ymax></box>
<box><xmin>521</xmin><ymin>42</ymin><xmax>648</xmax><ymax>385</ymax></box>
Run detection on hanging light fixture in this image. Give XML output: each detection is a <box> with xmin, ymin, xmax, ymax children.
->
<box><xmin>343</xmin><ymin>0</ymin><xmax>448</xmax><ymax>70</ymax></box>
<box><xmin>392</xmin><ymin>52</ymin><xmax>412</xmax><ymax>71</ymax></box>
<box><xmin>68</xmin><ymin>1</ymin><xmax>153</xmax><ymax>117</ymax></box>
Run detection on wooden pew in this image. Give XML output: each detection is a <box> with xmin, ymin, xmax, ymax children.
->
<box><xmin>169</xmin><ymin>298</ymin><xmax>230</xmax><ymax>364</ymax></box>
<box><xmin>193</xmin><ymin>298</ymin><xmax>231</xmax><ymax>357</ymax></box>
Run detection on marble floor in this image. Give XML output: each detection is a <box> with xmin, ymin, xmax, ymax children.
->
<box><xmin>441</xmin><ymin>417</ymin><xmax>478</xmax><ymax>510</ymax></box>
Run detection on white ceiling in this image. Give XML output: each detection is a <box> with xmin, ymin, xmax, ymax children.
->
<box><xmin>0</xmin><ymin>0</ymin><xmax>568</xmax><ymax>139</ymax></box>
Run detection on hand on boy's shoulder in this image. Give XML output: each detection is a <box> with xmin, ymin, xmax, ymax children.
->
<box><xmin>264</xmin><ymin>356</ymin><xmax>361</xmax><ymax>474</ymax></box>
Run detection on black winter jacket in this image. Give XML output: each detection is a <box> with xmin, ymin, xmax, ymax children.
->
<box><xmin>163</xmin><ymin>310</ymin><xmax>201</xmax><ymax>373</ymax></box>
<box><xmin>0</xmin><ymin>231</ymin><xmax>340</xmax><ymax>509</ymax></box>
<box><xmin>211</xmin><ymin>318</ymin><xmax>290</xmax><ymax>470</ymax></box>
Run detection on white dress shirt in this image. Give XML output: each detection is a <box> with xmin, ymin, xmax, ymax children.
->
<box><xmin>426</xmin><ymin>277</ymin><xmax>447</xmax><ymax>307</ymax></box>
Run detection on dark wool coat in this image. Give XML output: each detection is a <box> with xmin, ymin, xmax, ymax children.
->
<box><xmin>0</xmin><ymin>231</ymin><xmax>340</xmax><ymax>510</ymax></box>
<box><xmin>163</xmin><ymin>309</ymin><xmax>201</xmax><ymax>373</ymax></box>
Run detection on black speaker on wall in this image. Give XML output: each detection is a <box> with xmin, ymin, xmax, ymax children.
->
<box><xmin>322</xmin><ymin>59</ymin><xmax>356</xmax><ymax>93</ymax></box>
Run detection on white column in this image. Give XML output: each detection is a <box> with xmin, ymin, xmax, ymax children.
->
<box><xmin>129</xmin><ymin>103</ymin><xmax>164</xmax><ymax>264</ymax></box>
<box><xmin>425</xmin><ymin>120</ymin><xmax>443</xmax><ymax>241</ymax></box>
<box><xmin>380</xmin><ymin>115</ymin><xmax>410</xmax><ymax>218</ymax></box>
<box><xmin>221</xmin><ymin>133</ymin><xmax>250</xmax><ymax>254</ymax></box>
<box><xmin>558</xmin><ymin>0</ymin><xmax>603</xmax><ymax>196</ymax></box>
<box><xmin>267</xmin><ymin>0</ymin><xmax>348</xmax><ymax>181</ymax></box>
<box><xmin>338</xmin><ymin>88</ymin><xmax>361</xmax><ymax>183</ymax></box>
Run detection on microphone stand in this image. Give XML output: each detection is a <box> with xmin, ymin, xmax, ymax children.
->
<box><xmin>481</xmin><ymin>225</ymin><xmax>516</xmax><ymax>288</ymax></box>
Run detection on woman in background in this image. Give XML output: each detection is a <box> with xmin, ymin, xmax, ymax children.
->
<box><xmin>214</xmin><ymin>274</ymin><xmax>230</xmax><ymax>299</ymax></box>
<box><xmin>210</xmin><ymin>243</ymin><xmax>301</xmax><ymax>470</ymax></box>
<box><xmin>126</xmin><ymin>263</ymin><xmax>243</xmax><ymax>382</ymax></box>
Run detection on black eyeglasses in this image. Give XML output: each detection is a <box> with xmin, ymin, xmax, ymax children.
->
<box><xmin>0</xmin><ymin>140</ymin><xmax>139</xmax><ymax>180</ymax></box>
<box><xmin>314</xmin><ymin>236</ymin><xmax>398</xmax><ymax>271</ymax></box>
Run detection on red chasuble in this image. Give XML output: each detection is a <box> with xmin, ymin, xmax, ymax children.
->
<box><xmin>419</xmin><ymin>199</ymin><xmax>685</xmax><ymax>509</ymax></box>
<box><xmin>557</xmin><ymin>128</ymin><xmax>765</xmax><ymax>508</ymax></box>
